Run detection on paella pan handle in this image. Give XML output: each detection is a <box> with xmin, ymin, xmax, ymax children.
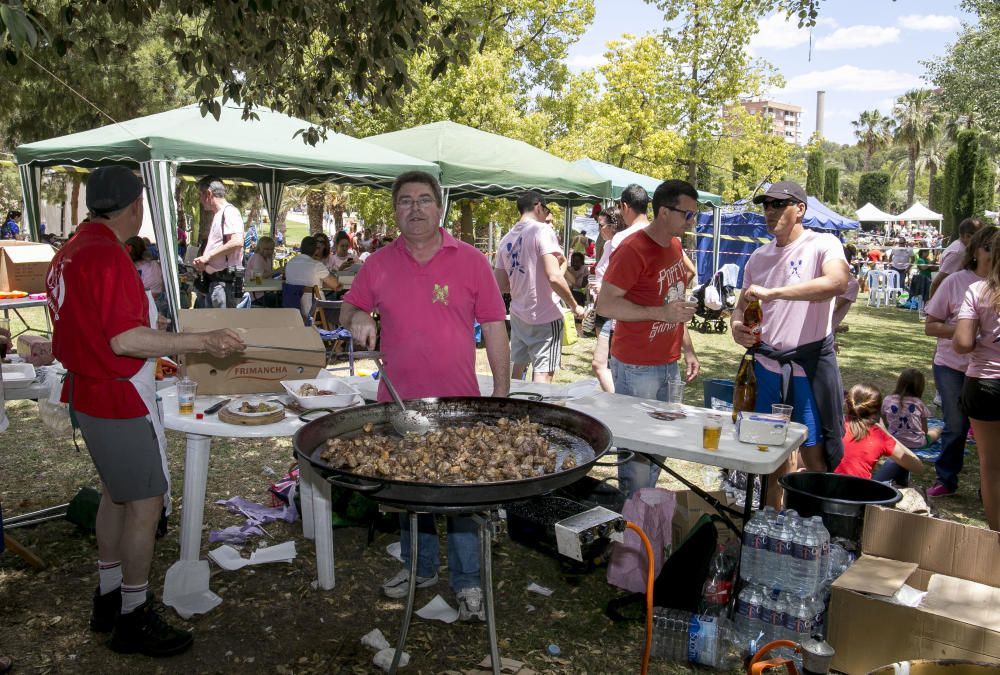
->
<box><xmin>297</xmin><ymin>408</ymin><xmax>335</xmax><ymax>423</ymax></box>
<box><xmin>325</xmin><ymin>474</ymin><xmax>385</xmax><ymax>493</ymax></box>
<box><xmin>594</xmin><ymin>449</ymin><xmax>635</xmax><ymax>467</ymax></box>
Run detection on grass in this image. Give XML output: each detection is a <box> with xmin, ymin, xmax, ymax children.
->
<box><xmin>0</xmin><ymin>297</ymin><xmax>986</xmax><ymax>673</ymax></box>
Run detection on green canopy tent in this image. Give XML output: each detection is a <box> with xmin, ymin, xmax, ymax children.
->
<box><xmin>572</xmin><ymin>157</ymin><xmax>722</xmax><ymax>206</ymax></box>
<box><xmin>365</xmin><ymin>121</ymin><xmax>613</xmax><ymax>252</ymax></box>
<box><xmin>15</xmin><ymin>103</ymin><xmax>440</xmax><ymax>324</ymax></box>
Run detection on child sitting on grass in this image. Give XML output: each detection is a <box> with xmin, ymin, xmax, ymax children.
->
<box><xmin>873</xmin><ymin>369</ymin><xmax>942</xmax><ymax>487</ymax></box>
<box><xmin>836</xmin><ymin>383</ymin><xmax>924</xmax><ymax>481</ymax></box>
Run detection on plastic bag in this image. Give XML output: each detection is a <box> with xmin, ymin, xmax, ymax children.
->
<box><xmin>607</xmin><ymin>487</ymin><xmax>677</xmax><ymax>594</ymax></box>
<box><xmin>704</xmin><ymin>285</ymin><xmax>723</xmax><ymax>311</ymax></box>
<box><xmin>562</xmin><ymin>310</ymin><xmax>578</xmax><ymax>346</ymax></box>
<box><xmin>38</xmin><ymin>366</ymin><xmax>72</xmax><ymax>437</ymax></box>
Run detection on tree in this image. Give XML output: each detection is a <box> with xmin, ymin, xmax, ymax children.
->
<box><xmin>893</xmin><ymin>89</ymin><xmax>940</xmax><ymax>207</ymax></box>
<box><xmin>942</xmin><ymin>148</ymin><xmax>958</xmax><ymax>237</ymax></box>
<box><xmin>975</xmin><ymin>149</ymin><xmax>996</xmax><ymax>215</ymax></box>
<box><xmin>858</xmin><ymin>172</ymin><xmax>891</xmax><ymax>209</ymax></box>
<box><xmin>824</xmin><ymin>167</ymin><xmax>839</xmax><ymax>204</ymax></box>
<box><xmin>851</xmin><ymin>109</ymin><xmax>894</xmax><ymax>171</ymax></box>
<box><xmin>805</xmin><ymin>149</ymin><xmax>824</xmax><ymax>197</ymax></box>
<box><xmin>952</xmin><ymin>130</ymin><xmax>978</xmax><ymax>228</ymax></box>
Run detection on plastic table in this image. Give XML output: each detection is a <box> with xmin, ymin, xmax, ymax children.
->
<box><xmin>0</xmin><ymin>297</ymin><xmax>51</xmax><ymax>337</ymax></box>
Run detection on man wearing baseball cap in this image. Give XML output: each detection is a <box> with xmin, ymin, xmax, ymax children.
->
<box><xmin>47</xmin><ymin>165</ymin><xmax>244</xmax><ymax>656</ymax></box>
<box><xmin>731</xmin><ymin>181</ymin><xmax>850</xmax><ymax>502</ymax></box>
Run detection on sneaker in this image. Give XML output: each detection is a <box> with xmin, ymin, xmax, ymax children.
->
<box><xmin>381</xmin><ymin>568</ymin><xmax>438</xmax><ymax>599</ymax></box>
<box><xmin>109</xmin><ymin>598</ymin><xmax>193</xmax><ymax>657</ymax></box>
<box><xmin>927</xmin><ymin>482</ymin><xmax>957</xmax><ymax>498</ymax></box>
<box><xmin>457</xmin><ymin>587</ymin><xmax>485</xmax><ymax>622</ymax></box>
<box><xmin>90</xmin><ymin>585</ymin><xmax>122</xmax><ymax>633</ymax></box>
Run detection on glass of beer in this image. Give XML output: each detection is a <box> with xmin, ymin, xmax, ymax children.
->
<box><xmin>177</xmin><ymin>377</ymin><xmax>197</xmax><ymax>415</ymax></box>
<box><xmin>702</xmin><ymin>414</ymin><xmax>722</xmax><ymax>451</ymax></box>
<box><xmin>254</xmin><ymin>272</ymin><xmax>263</xmax><ymax>285</ymax></box>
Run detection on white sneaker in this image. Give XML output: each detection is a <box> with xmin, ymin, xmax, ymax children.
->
<box><xmin>381</xmin><ymin>569</ymin><xmax>438</xmax><ymax>599</ymax></box>
<box><xmin>457</xmin><ymin>587</ymin><xmax>485</xmax><ymax>622</ymax></box>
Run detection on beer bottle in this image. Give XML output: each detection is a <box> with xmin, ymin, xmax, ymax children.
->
<box><xmin>743</xmin><ymin>299</ymin><xmax>763</xmax><ymax>344</ymax></box>
<box><xmin>732</xmin><ymin>352</ymin><xmax>757</xmax><ymax>423</ymax></box>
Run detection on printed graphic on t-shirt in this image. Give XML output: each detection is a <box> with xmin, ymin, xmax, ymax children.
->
<box><xmin>788</xmin><ymin>259</ymin><xmax>804</xmax><ymax>281</ymax></box>
<box><xmin>647</xmin><ymin>264</ymin><xmax>687</xmax><ymax>342</ymax></box>
<box><xmin>504</xmin><ymin>236</ymin><xmax>525</xmax><ymax>276</ymax></box>
<box><xmin>46</xmin><ymin>257</ymin><xmax>69</xmax><ymax>321</ymax></box>
<box><xmin>433</xmin><ymin>283</ymin><xmax>449</xmax><ymax>305</ymax></box>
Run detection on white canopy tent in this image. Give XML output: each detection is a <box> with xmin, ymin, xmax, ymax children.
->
<box><xmin>896</xmin><ymin>202</ymin><xmax>943</xmax><ymax>232</ymax></box>
<box><xmin>855</xmin><ymin>202</ymin><xmax>897</xmax><ymax>223</ymax></box>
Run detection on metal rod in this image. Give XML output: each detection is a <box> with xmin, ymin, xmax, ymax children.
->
<box><xmin>390</xmin><ymin>512</ymin><xmax>420</xmax><ymax>674</ymax></box>
<box><xmin>481</xmin><ymin>514</ymin><xmax>501</xmax><ymax>675</ymax></box>
<box><xmin>4</xmin><ymin>504</ymin><xmax>67</xmax><ymax>525</ymax></box>
<box><xmin>645</xmin><ymin>454</ymin><xmax>743</xmax><ymax>534</ymax></box>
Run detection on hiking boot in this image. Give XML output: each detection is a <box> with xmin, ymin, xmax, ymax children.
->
<box><xmin>457</xmin><ymin>587</ymin><xmax>485</xmax><ymax>622</ymax></box>
<box><xmin>381</xmin><ymin>568</ymin><xmax>438</xmax><ymax>599</ymax></box>
<box><xmin>109</xmin><ymin>597</ymin><xmax>193</xmax><ymax>657</ymax></box>
<box><xmin>90</xmin><ymin>585</ymin><xmax>121</xmax><ymax>633</ymax></box>
<box><xmin>927</xmin><ymin>482</ymin><xmax>957</xmax><ymax>498</ymax></box>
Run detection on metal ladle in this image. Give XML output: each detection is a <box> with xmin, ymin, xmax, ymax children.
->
<box><xmin>371</xmin><ymin>355</ymin><xmax>433</xmax><ymax>436</ymax></box>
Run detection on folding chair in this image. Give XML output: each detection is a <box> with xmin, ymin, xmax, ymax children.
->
<box><xmin>866</xmin><ymin>269</ymin><xmax>888</xmax><ymax>308</ymax></box>
<box><xmin>281</xmin><ymin>283</ymin><xmax>315</xmax><ymax>325</ymax></box>
<box><xmin>311</xmin><ymin>298</ymin><xmax>355</xmax><ymax>375</ymax></box>
<box><xmin>884</xmin><ymin>269</ymin><xmax>904</xmax><ymax>306</ymax></box>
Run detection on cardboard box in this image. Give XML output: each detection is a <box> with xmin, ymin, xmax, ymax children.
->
<box><xmin>0</xmin><ymin>241</ymin><xmax>55</xmax><ymax>293</ymax></box>
<box><xmin>670</xmin><ymin>489</ymin><xmax>739</xmax><ymax>548</ymax></box>
<box><xmin>16</xmin><ymin>334</ymin><xmax>53</xmax><ymax>366</ymax></box>
<box><xmin>178</xmin><ymin>308</ymin><xmax>325</xmax><ymax>395</ymax></box>
<box><xmin>827</xmin><ymin>506</ymin><xmax>1000</xmax><ymax>674</ymax></box>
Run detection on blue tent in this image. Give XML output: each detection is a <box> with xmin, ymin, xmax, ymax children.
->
<box><xmin>804</xmin><ymin>196</ymin><xmax>859</xmax><ymax>231</ymax></box>
<box><xmin>695</xmin><ymin>211</ymin><xmax>770</xmax><ymax>286</ymax></box>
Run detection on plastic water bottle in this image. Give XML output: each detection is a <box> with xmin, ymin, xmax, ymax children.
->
<box><xmin>740</xmin><ymin>511</ymin><xmax>769</xmax><ymax>582</ymax></box>
<box><xmin>789</xmin><ymin>518</ymin><xmax>822</xmax><ymax>596</ymax></box>
<box><xmin>783</xmin><ymin>594</ymin><xmax>815</xmax><ymax>645</ymax></box>
<box><xmin>651</xmin><ymin>608</ymin><xmax>741</xmax><ymax>669</ymax></box>
<box><xmin>811</xmin><ymin>516</ymin><xmax>831</xmax><ymax>582</ymax></box>
<box><xmin>760</xmin><ymin>589</ymin><xmax>789</xmax><ymax>645</ymax></box>
<box><xmin>767</xmin><ymin>515</ymin><xmax>794</xmax><ymax>590</ymax></box>
<box><xmin>733</xmin><ymin>583</ymin><xmax>765</xmax><ymax>658</ymax></box>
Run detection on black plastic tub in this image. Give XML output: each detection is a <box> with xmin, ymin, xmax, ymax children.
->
<box><xmin>778</xmin><ymin>472</ymin><xmax>902</xmax><ymax>545</ymax></box>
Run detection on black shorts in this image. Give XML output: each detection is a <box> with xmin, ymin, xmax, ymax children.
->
<box><xmin>960</xmin><ymin>376</ymin><xmax>1000</xmax><ymax>422</ymax></box>
<box><xmin>76</xmin><ymin>412</ymin><xmax>167</xmax><ymax>502</ymax></box>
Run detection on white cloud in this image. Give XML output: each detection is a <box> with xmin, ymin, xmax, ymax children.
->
<box><xmin>816</xmin><ymin>25</ymin><xmax>900</xmax><ymax>50</ymax></box>
<box><xmin>777</xmin><ymin>65</ymin><xmax>923</xmax><ymax>93</ymax></box>
<box><xmin>566</xmin><ymin>53</ymin><xmax>605</xmax><ymax>71</ymax></box>
<box><xmin>898</xmin><ymin>14</ymin><xmax>961</xmax><ymax>31</ymax></box>
<box><xmin>750</xmin><ymin>13</ymin><xmax>811</xmax><ymax>50</ymax></box>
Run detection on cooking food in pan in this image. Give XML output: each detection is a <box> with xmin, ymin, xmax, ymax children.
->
<box><xmin>319</xmin><ymin>416</ymin><xmax>576</xmax><ymax>483</ymax></box>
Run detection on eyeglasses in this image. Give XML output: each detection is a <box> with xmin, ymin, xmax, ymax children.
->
<box><xmin>761</xmin><ymin>198</ymin><xmax>798</xmax><ymax>210</ymax></box>
<box><xmin>396</xmin><ymin>196</ymin><xmax>436</xmax><ymax>210</ymax></box>
<box><xmin>664</xmin><ymin>205</ymin><xmax>697</xmax><ymax>221</ymax></box>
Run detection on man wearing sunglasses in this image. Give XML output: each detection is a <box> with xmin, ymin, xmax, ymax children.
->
<box><xmin>733</xmin><ymin>181</ymin><xmax>850</xmax><ymax>500</ymax></box>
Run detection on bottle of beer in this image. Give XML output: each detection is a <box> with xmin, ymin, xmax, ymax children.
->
<box><xmin>743</xmin><ymin>299</ymin><xmax>763</xmax><ymax>344</ymax></box>
<box><xmin>732</xmin><ymin>352</ymin><xmax>757</xmax><ymax>423</ymax></box>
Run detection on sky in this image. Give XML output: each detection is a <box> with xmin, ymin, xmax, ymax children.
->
<box><xmin>564</xmin><ymin>0</ymin><xmax>975</xmax><ymax>145</ymax></box>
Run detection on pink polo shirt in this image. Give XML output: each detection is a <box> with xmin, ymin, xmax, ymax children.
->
<box><xmin>925</xmin><ymin>269</ymin><xmax>978</xmax><ymax>373</ymax></box>
<box><xmin>344</xmin><ymin>228</ymin><xmax>506</xmax><ymax>402</ymax></box>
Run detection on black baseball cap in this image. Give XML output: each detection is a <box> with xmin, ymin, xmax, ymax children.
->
<box><xmin>753</xmin><ymin>181</ymin><xmax>807</xmax><ymax>205</ymax></box>
<box><xmin>86</xmin><ymin>165</ymin><xmax>144</xmax><ymax>215</ymax></box>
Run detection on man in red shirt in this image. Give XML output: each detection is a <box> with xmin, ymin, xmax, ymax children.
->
<box><xmin>341</xmin><ymin>170</ymin><xmax>510</xmax><ymax>621</ymax></box>
<box><xmin>47</xmin><ymin>166</ymin><xmax>244</xmax><ymax>657</ymax></box>
<box><xmin>596</xmin><ymin>179</ymin><xmax>700</xmax><ymax>496</ymax></box>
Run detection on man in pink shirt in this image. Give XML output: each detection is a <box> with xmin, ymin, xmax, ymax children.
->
<box><xmin>494</xmin><ymin>192</ymin><xmax>584</xmax><ymax>383</ymax></box>
<box><xmin>341</xmin><ymin>171</ymin><xmax>510</xmax><ymax>621</ymax></box>
<box><xmin>732</xmin><ymin>182</ymin><xmax>849</xmax><ymax>501</ymax></box>
<box><xmin>930</xmin><ymin>217</ymin><xmax>983</xmax><ymax>298</ymax></box>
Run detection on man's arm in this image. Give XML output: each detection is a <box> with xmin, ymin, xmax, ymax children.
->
<box><xmin>481</xmin><ymin>320</ymin><xmax>511</xmax><ymax>397</ymax></box>
<box><xmin>110</xmin><ymin>326</ymin><xmax>244</xmax><ymax>359</ymax></box>
<box><xmin>340</xmin><ymin>302</ymin><xmax>377</xmax><ymax>350</ymax></box>
<box><xmin>321</xmin><ymin>274</ymin><xmax>341</xmax><ymax>291</ymax></box>
<box><xmin>745</xmin><ymin>259</ymin><xmax>850</xmax><ymax>303</ymax></box>
<box><xmin>542</xmin><ymin>253</ymin><xmax>584</xmax><ymax>318</ymax></box>
<box><xmin>928</xmin><ymin>271</ymin><xmax>949</xmax><ymax>299</ymax></box>
<box><xmin>493</xmin><ymin>267</ymin><xmax>511</xmax><ymax>294</ymax></box>
<box><xmin>596</xmin><ymin>281</ymin><xmax>696</xmax><ymax>324</ymax></box>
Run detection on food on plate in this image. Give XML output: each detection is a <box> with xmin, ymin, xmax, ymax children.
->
<box><xmin>297</xmin><ymin>383</ymin><xmax>335</xmax><ymax>397</ymax></box>
<box><xmin>320</xmin><ymin>416</ymin><xmax>575</xmax><ymax>483</ymax></box>
<box><xmin>238</xmin><ymin>401</ymin><xmax>274</xmax><ymax>414</ymax></box>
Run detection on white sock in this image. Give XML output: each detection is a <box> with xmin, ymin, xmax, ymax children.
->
<box><xmin>120</xmin><ymin>582</ymin><xmax>149</xmax><ymax>614</ymax></box>
<box><xmin>98</xmin><ymin>560</ymin><xmax>122</xmax><ymax>595</ymax></box>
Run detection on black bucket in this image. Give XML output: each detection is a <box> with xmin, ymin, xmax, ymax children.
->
<box><xmin>778</xmin><ymin>472</ymin><xmax>902</xmax><ymax>546</ymax></box>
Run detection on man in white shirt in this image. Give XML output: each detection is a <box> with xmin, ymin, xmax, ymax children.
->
<box><xmin>283</xmin><ymin>236</ymin><xmax>340</xmax><ymax>319</ymax></box>
<box><xmin>193</xmin><ymin>176</ymin><xmax>245</xmax><ymax>308</ymax></box>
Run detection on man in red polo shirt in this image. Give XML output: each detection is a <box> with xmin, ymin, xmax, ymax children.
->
<box><xmin>47</xmin><ymin>166</ymin><xmax>244</xmax><ymax>657</ymax></box>
<box><xmin>341</xmin><ymin>170</ymin><xmax>510</xmax><ymax>622</ymax></box>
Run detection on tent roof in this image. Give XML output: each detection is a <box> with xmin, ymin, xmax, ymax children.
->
<box><xmin>572</xmin><ymin>157</ymin><xmax>722</xmax><ymax>206</ymax></box>
<box><xmin>365</xmin><ymin>121</ymin><xmax>611</xmax><ymax>203</ymax></box>
<box><xmin>855</xmin><ymin>202</ymin><xmax>897</xmax><ymax>222</ymax></box>
<box><xmin>897</xmin><ymin>201</ymin><xmax>943</xmax><ymax>221</ymax></box>
<box><xmin>805</xmin><ymin>196</ymin><xmax>859</xmax><ymax>231</ymax></box>
<box><xmin>14</xmin><ymin>103</ymin><xmax>439</xmax><ymax>187</ymax></box>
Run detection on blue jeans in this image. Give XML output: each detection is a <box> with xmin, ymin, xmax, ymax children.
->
<box><xmin>610</xmin><ymin>358</ymin><xmax>680</xmax><ymax>497</ymax></box>
<box><xmin>933</xmin><ymin>363</ymin><xmax>970</xmax><ymax>490</ymax></box>
<box><xmin>873</xmin><ymin>458</ymin><xmax>910</xmax><ymax>486</ymax></box>
<box><xmin>399</xmin><ymin>514</ymin><xmax>481</xmax><ymax>592</ymax></box>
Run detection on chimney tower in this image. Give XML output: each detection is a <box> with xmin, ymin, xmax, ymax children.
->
<box><xmin>816</xmin><ymin>90</ymin><xmax>826</xmax><ymax>140</ymax></box>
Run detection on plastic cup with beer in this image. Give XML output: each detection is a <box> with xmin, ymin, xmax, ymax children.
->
<box><xmin>665</xmin><ymin>379</ymin><xmax>685</xmax><ymax>411</ymax></box>
<box><xmin>254</xmin><ymin>272</ymin><xmax>263</xmax><ymax>285</ymax></box>
<box><xmin>702</xmin><ymin>414</ymin><xmax>722</xmax><ymax>451</ymax></box>
<box><xmin>177</xmin><ymin>377</ymin><xmax>198</xmax><ymax>415</ymax></box>
<box><xmin>771</xmin><ymin>403</ymin><xmax>793</xmax><ymax>421</ymax></box>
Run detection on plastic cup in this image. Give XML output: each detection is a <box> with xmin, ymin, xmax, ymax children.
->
<box><xmin>702</xmin><ymin>414</ymin><xmax>722</xmax><ymax>451</ymax></box>
<box><xmin>771</xmin><ymin>404</ymin><xmax>793</xmax><ymax>421</ymax></box>
<box><xmin>665</xmin><ymin>379</ymin><xmax>685</xmax><ymax>411</ymax></box>
<box><xmin>177</xmin><ymin>378</ymin><xmax>198</xmax><ymax>415</ymax></box>
<box><xmin>254</xmin><ymin>273</ymin><xmax>263</xmax><ymax>285</ymax></box>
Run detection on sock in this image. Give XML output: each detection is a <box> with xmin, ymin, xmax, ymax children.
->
<box><xmin>98</xmin><ymin>561</ymin><xmax>122</xmax><ymax>595</ymax></box>
<box><xmin>120</xmin><ymin>582</ymin><xmax>149</xmax><ymax>614</ymax></box>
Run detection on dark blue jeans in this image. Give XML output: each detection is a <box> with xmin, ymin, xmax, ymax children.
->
<box><xmin>933</xmin><ymin>363</ymin><xmax>970</xmax><ymax>490</ymax></box>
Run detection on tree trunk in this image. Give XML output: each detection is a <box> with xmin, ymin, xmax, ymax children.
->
<box><xmin>907</xmin><ymin>147</ymin><xmax>917</xmax><ymax>206</ymax></box>
<box><xmin>306</xmin><ymin>190</ymin><xmax>324</xmax><ymax>235</ymax></box>
<box><xmin>174</xmin><ymin>181</ymin><xmax>187</xmax><ymax>242</ymax></box>
<box><xmin>333</xmin><ymin>205</ymin><xmax>344</xmax><ymax>232</ymax></box>
<box><xmin>460</xmin><ymin>201</ymin><xmax>474</xmax><ymax>245</ymax></box>
<box><xmin>70</xmin><ymin>175</ymin><xmax>80</xmax><ymax>228</ymax></box>
<box><xmin>928</xmin><ymin>163</ymin><xmax>938</xmax><ymax>210</ymax></box>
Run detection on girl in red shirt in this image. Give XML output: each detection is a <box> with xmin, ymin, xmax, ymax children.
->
<box><xmin>835</xmin><ymin>383</ymin><xmax>923</xmax><ymax>480</ymax></box>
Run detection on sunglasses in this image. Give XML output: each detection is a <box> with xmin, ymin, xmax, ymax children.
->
<box><xmin>761</xmin><ymin>198</ymin><xmax>799</xmax><ymax>210</ymax></box>
<box><xmin>664</xmin><ymin>205</ymin><xmax>697</xmax><ymax>221</ymax></box>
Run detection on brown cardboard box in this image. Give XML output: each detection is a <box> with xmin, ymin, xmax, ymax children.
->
<box><xmin>0</xmin><ymin>241</ymin><xmax>56</xmax><ymax>293</ymax></box>
<box><xmin>16</xmin><ymin>334</ymin><xmax>54</xmax><ymax>366</ymax></box>
<box><xmin>827</xmin><ymin>506</ymin><xmax>1000</xmax><ymax>674</ymax></box>
<box><xmin>670</xmin><ymin>489</ymin><xmax>739</xmax><ymax>548</ymax></box>
<box><xmin>178</xmin><ymin>308</ymin><xmax>326</xmax><ymax>395</ymax></box>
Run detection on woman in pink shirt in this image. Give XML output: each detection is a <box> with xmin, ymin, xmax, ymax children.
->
<box><xmin>924</xmin><ymin>226</ymin><xmax>996</xmax><ymax>499</ymax></box>
<box><xmin>953</xmin><ymin>226</ymin><xmax>1000</xmax><ymax>531</ymax></box>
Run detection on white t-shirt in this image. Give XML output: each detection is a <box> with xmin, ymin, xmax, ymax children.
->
<box><xmin>284</xmin><ymin>254</ymin><xmax>331</xmax><ymax>316</ymax></box>
<box><xmin>889</xmin><ymin>247</ymin><xmax>912</xmax><ymax>271</ymax></box>
<box><xmin>203</xmin><ymin>203</ymin><xmax>245</xmax><ymax>273</ymax></box>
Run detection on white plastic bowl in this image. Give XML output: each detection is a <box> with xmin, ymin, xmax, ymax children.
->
<box><xmin>280</xmin><ymin>377</ymin><xmax>361</xmax><ymax>409</ymax></box>
<box><xmin>1</xmin><ymin>362</ymin><xmax>37</xmax><ymax>388</ymax></box>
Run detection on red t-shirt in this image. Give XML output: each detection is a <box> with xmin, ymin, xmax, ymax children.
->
<box><xmin>603</xmin><ymin>230</ymin><xmax>687</xmax><ymax>366</ymax></box>
<box><xmin>867</xmin><ymin>249</ymin><xmax>882</xmax><ymax>262</ymax></box>
<box><xmin>834</xmin><ymin>421</ymin><xmax>896</xmax><ymax>479</ymax></box>
<box><xmin>47</xmin><ymin>221</ymin><xmax>150</xmax><ymax>418</ymax></box>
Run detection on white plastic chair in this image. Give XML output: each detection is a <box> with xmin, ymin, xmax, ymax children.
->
<box><xmin>866</xmin><ymin>270</ymin><xmax>888</xmax><ymax>308</ymax></box>
<box><xmin>884</xmin><ymin>269</ymin><xmax>904</xmax><ymax>306</ymax></box>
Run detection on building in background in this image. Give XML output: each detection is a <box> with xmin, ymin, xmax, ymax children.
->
<box><xmin>741</xmin><ymin>99</ymin><xmax>803</xmax><ymax>144</ymax></box>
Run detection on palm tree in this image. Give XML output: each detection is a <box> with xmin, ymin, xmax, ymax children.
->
<box><xmin>893</xmin><ymin>89</ymin><xmax>942</xmax><ymax>207</ymax></box>
<box><xmin>851</xmin><ymin>109</ymin><xmax>894</xmax><ymax>171</ymax></box>
<box><xmin>916</xmin><ymin>137</ymin><xmax>947</xmax><ymax>209</ymax></box>
<box><xmin>325</xmin><ymin>185</ymin><xmax>351</xmax><ymax>232</ymax></box>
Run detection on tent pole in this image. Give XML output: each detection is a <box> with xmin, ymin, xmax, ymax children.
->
<box><xmin>711</xmin><ymin>204</ymin><xmax>722</xmax><ymax>281</ymax></box>
<box><xmin>440</xmin><ymin>188</ymin><xmax>451</xmax><ymax>228</ymax></box>
<box><xmin>17</xmin><ymin>164</ymin><xmax>42</xmax><ymax>241</ymax></box>
<box><xmin>563</xmin><ymin>200</ymin><xmax>572</xmax><ymax>257</ymax></box>
<box><xmin>141</xmin><ymin>161</ymin><xmax>181</xmax><ymax>329</ymax></box>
